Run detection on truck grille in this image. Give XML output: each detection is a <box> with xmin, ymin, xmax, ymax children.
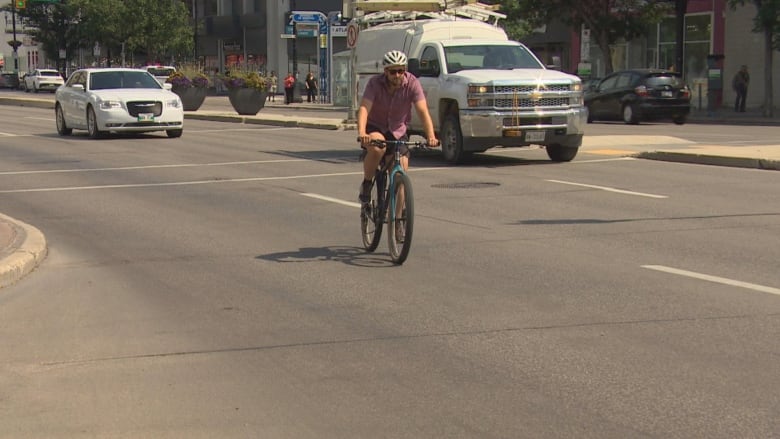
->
<box><xmin>494</xmin><ymin>84</ymin><xmax>571</xmax><ymax>93</ymax></box>
<box><xmin>127</xmin><ymin>101</ymin><xmax>163</xmax><ymax>117</ymax></box>
<box><xmin>495</xmin><ymin>97</ymin><xmax>571</xmax><ymax>108</ymax></box>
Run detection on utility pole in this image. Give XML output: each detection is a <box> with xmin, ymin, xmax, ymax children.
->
<box><xmin>11</xmin><ymin>1</ymin><xmax>20</xmax><ymax>74</ymax></box>
<box><xmin>674</xmin><ymin>0</ymin><xmax>688</xmax><ymax>77</ymax></box>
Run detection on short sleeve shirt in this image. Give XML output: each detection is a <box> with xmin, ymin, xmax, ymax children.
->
<box><xmin>362</xmin><ymin>72</ymin><xmax>426</xmax><ymax>140</ymax></box>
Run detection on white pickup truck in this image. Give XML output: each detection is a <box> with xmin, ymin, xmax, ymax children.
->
<box><xmin>355</xmin><ymin>18</ymin><xmax>586</xmax><ymax>163</ymax></box>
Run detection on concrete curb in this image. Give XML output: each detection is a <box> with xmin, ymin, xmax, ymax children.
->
<box><xmin>636</xmin><ymin>151</ymin><xmax>780</xmax><ymax>171</ymax></box>
<box><xmin>0</xmin><ymin>96</ymin><xmax>53</xmax><ymax>109</ymax></box>
<box><xmin>184</xmin><ymin>112</ymin><xmax>355</xmax><ymax>131</ymax></box>
<box><xmin>0</xmin><ymin>213</ymin><xmax>48</xmax><ymax>289</ymax></box>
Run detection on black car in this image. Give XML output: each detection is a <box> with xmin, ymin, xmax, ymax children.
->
<box><xmin>0</xmin><ymin>72</ymin><xmax>20</xmax><ymax>89</ymax></box>
<box><xmin>585</xmin><ymin>69</ymin><xmax>691</xmax><ymax>125</ymax></box>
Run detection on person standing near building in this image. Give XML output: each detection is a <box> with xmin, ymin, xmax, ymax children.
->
<box><xmin>305</xmin><ymin>72</ymin><xmax>318</xmax><ymax>103</ymax></box>
<box><xmin>268</xmin><ymin>71</ymin><xmax>278</xmax><ymax>102</ymax></box>
<box><xmin>732</xmin><ymin>65</ymin><xmax>749</xmax><ymax>112</ymax></box>
<box><xmin>284</xmin><ymin>72</ymin><xmax>295</xmax><ymax>105</ymax></box>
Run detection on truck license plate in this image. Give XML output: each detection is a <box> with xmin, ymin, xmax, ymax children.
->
<box><xmin>525</xmin><ymin>130</ymin><xmax>545</xmax><ymax>142</ymax></box>
<box><xmin>138</xmin><ymin>113</ymin><xmax>155</xmax><ymax>122</ymax></box>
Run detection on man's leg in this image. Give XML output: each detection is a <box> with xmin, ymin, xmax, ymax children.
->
<box><xmin>360</xmin><ymin>132</ymin><xmax>386</xmax><ymax>202</ymax></box>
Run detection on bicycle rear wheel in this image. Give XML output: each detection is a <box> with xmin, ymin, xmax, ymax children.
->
<box><xmin>387</xmin><ymin>172</ymin><xmax>414</xmax><ymax>264</ymax></box>
<box><xmin>361</xmin><ymin>174</ymin><xmax>384</xmax><ymax>251</ymax></box>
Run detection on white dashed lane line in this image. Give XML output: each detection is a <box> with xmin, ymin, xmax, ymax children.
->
<box><xmin>643</xmin><ymin>265</ymin><xmax>780</xmax><ymax>296</ymax></box>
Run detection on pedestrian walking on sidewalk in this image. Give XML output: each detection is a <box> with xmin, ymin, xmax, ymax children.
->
<box><xmin>732</xmin><ymin>65</ymin><xmax>749</xmax><ymax>112</ymax></box>
<box><xmin>284</xmin><ymin>72</ymin><xmax>295</xmax><ymax>105</ymax></box>
<box><xmin>268</xmin><ymin>71</ymin><xmax>278</xmax><ymax>102</ymax></box>
<box><xmin>305</xmin><ymin>72</ymin><xmax>318</xmax><ymax>103</ymax></box>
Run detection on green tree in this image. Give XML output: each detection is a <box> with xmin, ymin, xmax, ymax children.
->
<box><xmin>728</xmin><ymin>0</ymin><xmax>779</xmax><ymax>117</ymax></box>
<box><xmin>491</xmin><ymin>0</ymin><xmax>672</xmax><ymax>74</ymax></box>
<box><xmin>5</xmin><ymin>0</ymin><xmax>193</xmax><ymax>69</ymax></box>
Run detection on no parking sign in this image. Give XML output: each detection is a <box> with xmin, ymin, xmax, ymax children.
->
<box><xmin>347</xmin><ymin>23</ymin><xmax>359</xmax><ymax>48</ymax></box>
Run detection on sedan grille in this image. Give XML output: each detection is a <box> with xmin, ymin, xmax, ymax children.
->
<box><xmin>127</xmin><ymin>101</ymin><xmax>163</xmax><ymax>117</ymax></box>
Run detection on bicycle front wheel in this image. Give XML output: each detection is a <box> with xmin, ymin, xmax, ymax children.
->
<box><xmin>387</xmin><ymin>172</ymin><xmax>414</xmax><ymax>264</ymax></box>
<box><xmin>361</xmin><ymin>175</ymin><xmax>384</xmax><ymax>251</ymax></box>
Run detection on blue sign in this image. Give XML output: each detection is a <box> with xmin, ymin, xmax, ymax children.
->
<box><xmin>292</xmin><ymin>13</ymin><xmax>320</xmax><ymax>23</ymax></box>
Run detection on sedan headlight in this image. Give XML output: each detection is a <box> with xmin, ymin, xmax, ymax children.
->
<box><xmin>166</xmin><ymin>98</ymin><xmax>182</xmax><ymax>108</ymax></box>
<box><xmin>98</xmin><ymin>100</ymin><xmax>122</xmax><ymax>110</ymax></box>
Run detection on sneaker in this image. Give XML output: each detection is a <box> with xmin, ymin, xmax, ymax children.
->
<box><xmin>359</xmin><ymin>179</ymin><xmax>373</xmax><ymax>203</ymax></box>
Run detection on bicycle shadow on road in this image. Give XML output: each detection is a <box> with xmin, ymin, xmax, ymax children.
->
<box><xmin>256</xmin><ymin>245</ymin><xmax>397</xmax><ymax>268</ymax></box>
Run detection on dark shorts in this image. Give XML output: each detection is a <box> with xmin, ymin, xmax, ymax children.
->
<box><xmin>364</xmin><ymin>124</ymin><xmax>409</xmax><ymax>157</ymax></box>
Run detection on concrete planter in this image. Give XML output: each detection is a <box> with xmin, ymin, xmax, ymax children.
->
<box><xmin>227</xmin><ymin>88</ymin><xmax>267</xmax><ymax>115</ymax></box>
<box><xmin>172</xmin><ymin>86</ymin><xmax>208</xmax><ymax>111</ymax></box>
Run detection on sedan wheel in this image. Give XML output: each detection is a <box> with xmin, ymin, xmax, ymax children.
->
<box><xmin>622</xmin><ymin>103</ymin><xmax>639</xmax><ymax>125</ymax></box>
<box><xmin>55</xmin><ymin>104</ymin><xmax>72</xmax><ymax>136</ymax></box>
<box><xmin>166</xmin><ymin>129</ymin><xmax>183</xmax><ymax>138</ymax></box>
<box><xmin>87</xmin><ymin>106</ymin><xmax>104</xmax><ymax>139</ymax></box>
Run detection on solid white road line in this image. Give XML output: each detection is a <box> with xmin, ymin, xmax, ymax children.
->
<box><xmin>0</xmin><ymin>167</ymin><xmax>450</xmax><ymax>194</ymax></box>
<box><xmin>301</xmin><ymin>193</ymin><xmax>360</xmax><ymax>208</ymax></box>
<box><xmin>0</xmin><ymin>171</ymin><xmax>364</xmax><ymax>193</ymax></box>
<box><xmin>0</xmin><ymin>158</ymin><xmax>310</xmax><ymax>175</ymax></box>
<box><xmin>642</xmin><ymin>265</ymin><xmax>780</xmax><ymax>296</ymax></box>
<box><xmin>546</xmin><ymin>179</ymin><xmax>668</xmax><ymax>199</ymax></box>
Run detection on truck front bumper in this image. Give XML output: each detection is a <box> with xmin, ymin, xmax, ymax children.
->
<box><xmin>458</xmin><ymin>107</ymin><xmax>587</xmax><ymax>150</ymax></box>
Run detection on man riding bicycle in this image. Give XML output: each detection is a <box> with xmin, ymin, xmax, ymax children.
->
<box><xmin>357</xmin><ymin>50</ymin><xmax>439</xmax><ymax>203</ymax></box>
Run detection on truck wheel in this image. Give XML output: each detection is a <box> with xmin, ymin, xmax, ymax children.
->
<box><xmin>546</xmin><ymin>144</ymin><xmax>579</xmax><ymax>162</ymax></box>
<box><xmin>441</xmin><ymin>114</ymin><xmax>466</xmax><ymax>164</ymax></box>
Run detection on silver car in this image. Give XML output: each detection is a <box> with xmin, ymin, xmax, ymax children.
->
<box><xmin>55</xmin><ymin>68</ymin><xmax>184</xmax><ymax>138</ymax></box>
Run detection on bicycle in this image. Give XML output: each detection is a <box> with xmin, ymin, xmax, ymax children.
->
<box><xmin>360</xmin><ymin>139</ymin><xmax>431</xmax><ymax>265</ymax></box>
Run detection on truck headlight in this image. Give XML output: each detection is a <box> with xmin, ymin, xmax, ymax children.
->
<box><xmin>572</xmin><ymin>82</ymin><xmax>582</xmax><ymax>92</ymax></box>
<box><xmin>468</xmin><ymin>85</ymin><xmax>492</xmax><ymax>94</ymax></box>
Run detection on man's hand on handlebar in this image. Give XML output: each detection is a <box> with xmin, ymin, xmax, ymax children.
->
<box><xmin>357</xmin><ymin>134</ymin><xmax>373</xmax><ymax>148</ymax></box>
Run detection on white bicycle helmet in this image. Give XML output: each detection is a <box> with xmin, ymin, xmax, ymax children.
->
<box><xmin>382</xmin><ymin>50</ymin><xmax>408</xmax><ymax>68</ymax></box>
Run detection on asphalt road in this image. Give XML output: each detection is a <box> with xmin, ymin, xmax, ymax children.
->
<box><xmin>1</xmin><ymin>105</ymin><xmax>779</xmax><ymax>438</ymax></box>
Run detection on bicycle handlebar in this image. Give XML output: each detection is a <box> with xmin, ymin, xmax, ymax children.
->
<box><xmin>360</xmin><ymin>139</ymin><xmax>435</xmax><ymax>149</ymax></box>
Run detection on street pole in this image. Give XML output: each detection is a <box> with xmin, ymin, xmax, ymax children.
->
<box><xmin>11</xmin><ymin>1</ymin><xmax>19</xmax><ymax>74</ymax></box>
<box><xmin>675</xmin><ymin>0</ymin><xmax>687</xmax><ymax>78</ymax></box>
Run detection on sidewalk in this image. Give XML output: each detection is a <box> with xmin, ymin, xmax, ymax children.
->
<box><xmin>0</xmin><ymin>92</ymin><xmax>778</xmax><ymax>289</ymax></box>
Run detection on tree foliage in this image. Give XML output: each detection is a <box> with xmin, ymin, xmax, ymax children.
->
<box><xmin>489</xmin><ymin>0</ymin><xmax>672</xmax><ymax>74</ymax></box>
<box><xmin>3</xmin><ymin>0</ymin><xmax>193</xmax><ymax>69</ymax></box>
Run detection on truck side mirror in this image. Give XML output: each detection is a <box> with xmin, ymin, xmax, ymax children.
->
<box><xmin>408</xmin><ymin>59</ymin><xmax>421</xmax><ymax>77</ymax></box>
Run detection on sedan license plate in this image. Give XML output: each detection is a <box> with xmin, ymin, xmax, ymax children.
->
<box><xmin>138</xmin><ymin>113</ymin><xmax>155</xmax><ymax>122</ymax></box>
<box><xmin>525</xmin><ymin>130</ymin><xmax>546</xmax><ymax>142</ymax></box>
<box><xmin>661</xmin><ymin>90</ymin><xmax>673</xmax><ymax>97</ymax></box>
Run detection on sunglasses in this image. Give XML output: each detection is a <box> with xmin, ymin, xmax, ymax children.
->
<box><xmin>386</xmin><ymin>68</ymin><xmax>406</xmax><ymax>75</ymax></box>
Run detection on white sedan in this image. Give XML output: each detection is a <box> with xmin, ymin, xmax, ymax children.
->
<box><xmin>55</xmin><ymin>68</ymin><xmax>184</xmax><ymax>138</ymax></box>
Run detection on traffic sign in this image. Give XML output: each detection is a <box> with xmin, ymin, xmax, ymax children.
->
<box><xmin>347</xmin><ymin>23</ymin><xmax>359</xmax><ymax>48</ymax></box>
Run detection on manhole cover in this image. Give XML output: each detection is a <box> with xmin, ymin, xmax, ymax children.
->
<box><xmin>432</xmin><ymin>182</ymin><xmax>500</xmax><ymax>189</ymax></box>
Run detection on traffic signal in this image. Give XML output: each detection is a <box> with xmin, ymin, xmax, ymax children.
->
<box><xmin>15</xmin><ymin>0</ymin><xmax>26</xmax><ymax>9</ymax></box>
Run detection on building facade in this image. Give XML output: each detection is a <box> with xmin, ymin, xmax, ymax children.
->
<box><xmin>520</xmin><ymin>0</ymin><xmax>775</xmax><ymax>112</ymax></box>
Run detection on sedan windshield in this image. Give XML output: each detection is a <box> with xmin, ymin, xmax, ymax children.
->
<box><xmin>444</xmin><ymin>45</ymin><xmax>544</xmax><ymax>72</ymax></box>
<box><xmin>90</xmin><ymin>71</ymin><xmax>162</xmax><ymax>90</ymax></box>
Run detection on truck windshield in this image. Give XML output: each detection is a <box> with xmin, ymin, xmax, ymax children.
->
<box><xmin>444</xmin><ymin>45</ymin><xmax>544</xmax><ymax>72</ymax></box>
